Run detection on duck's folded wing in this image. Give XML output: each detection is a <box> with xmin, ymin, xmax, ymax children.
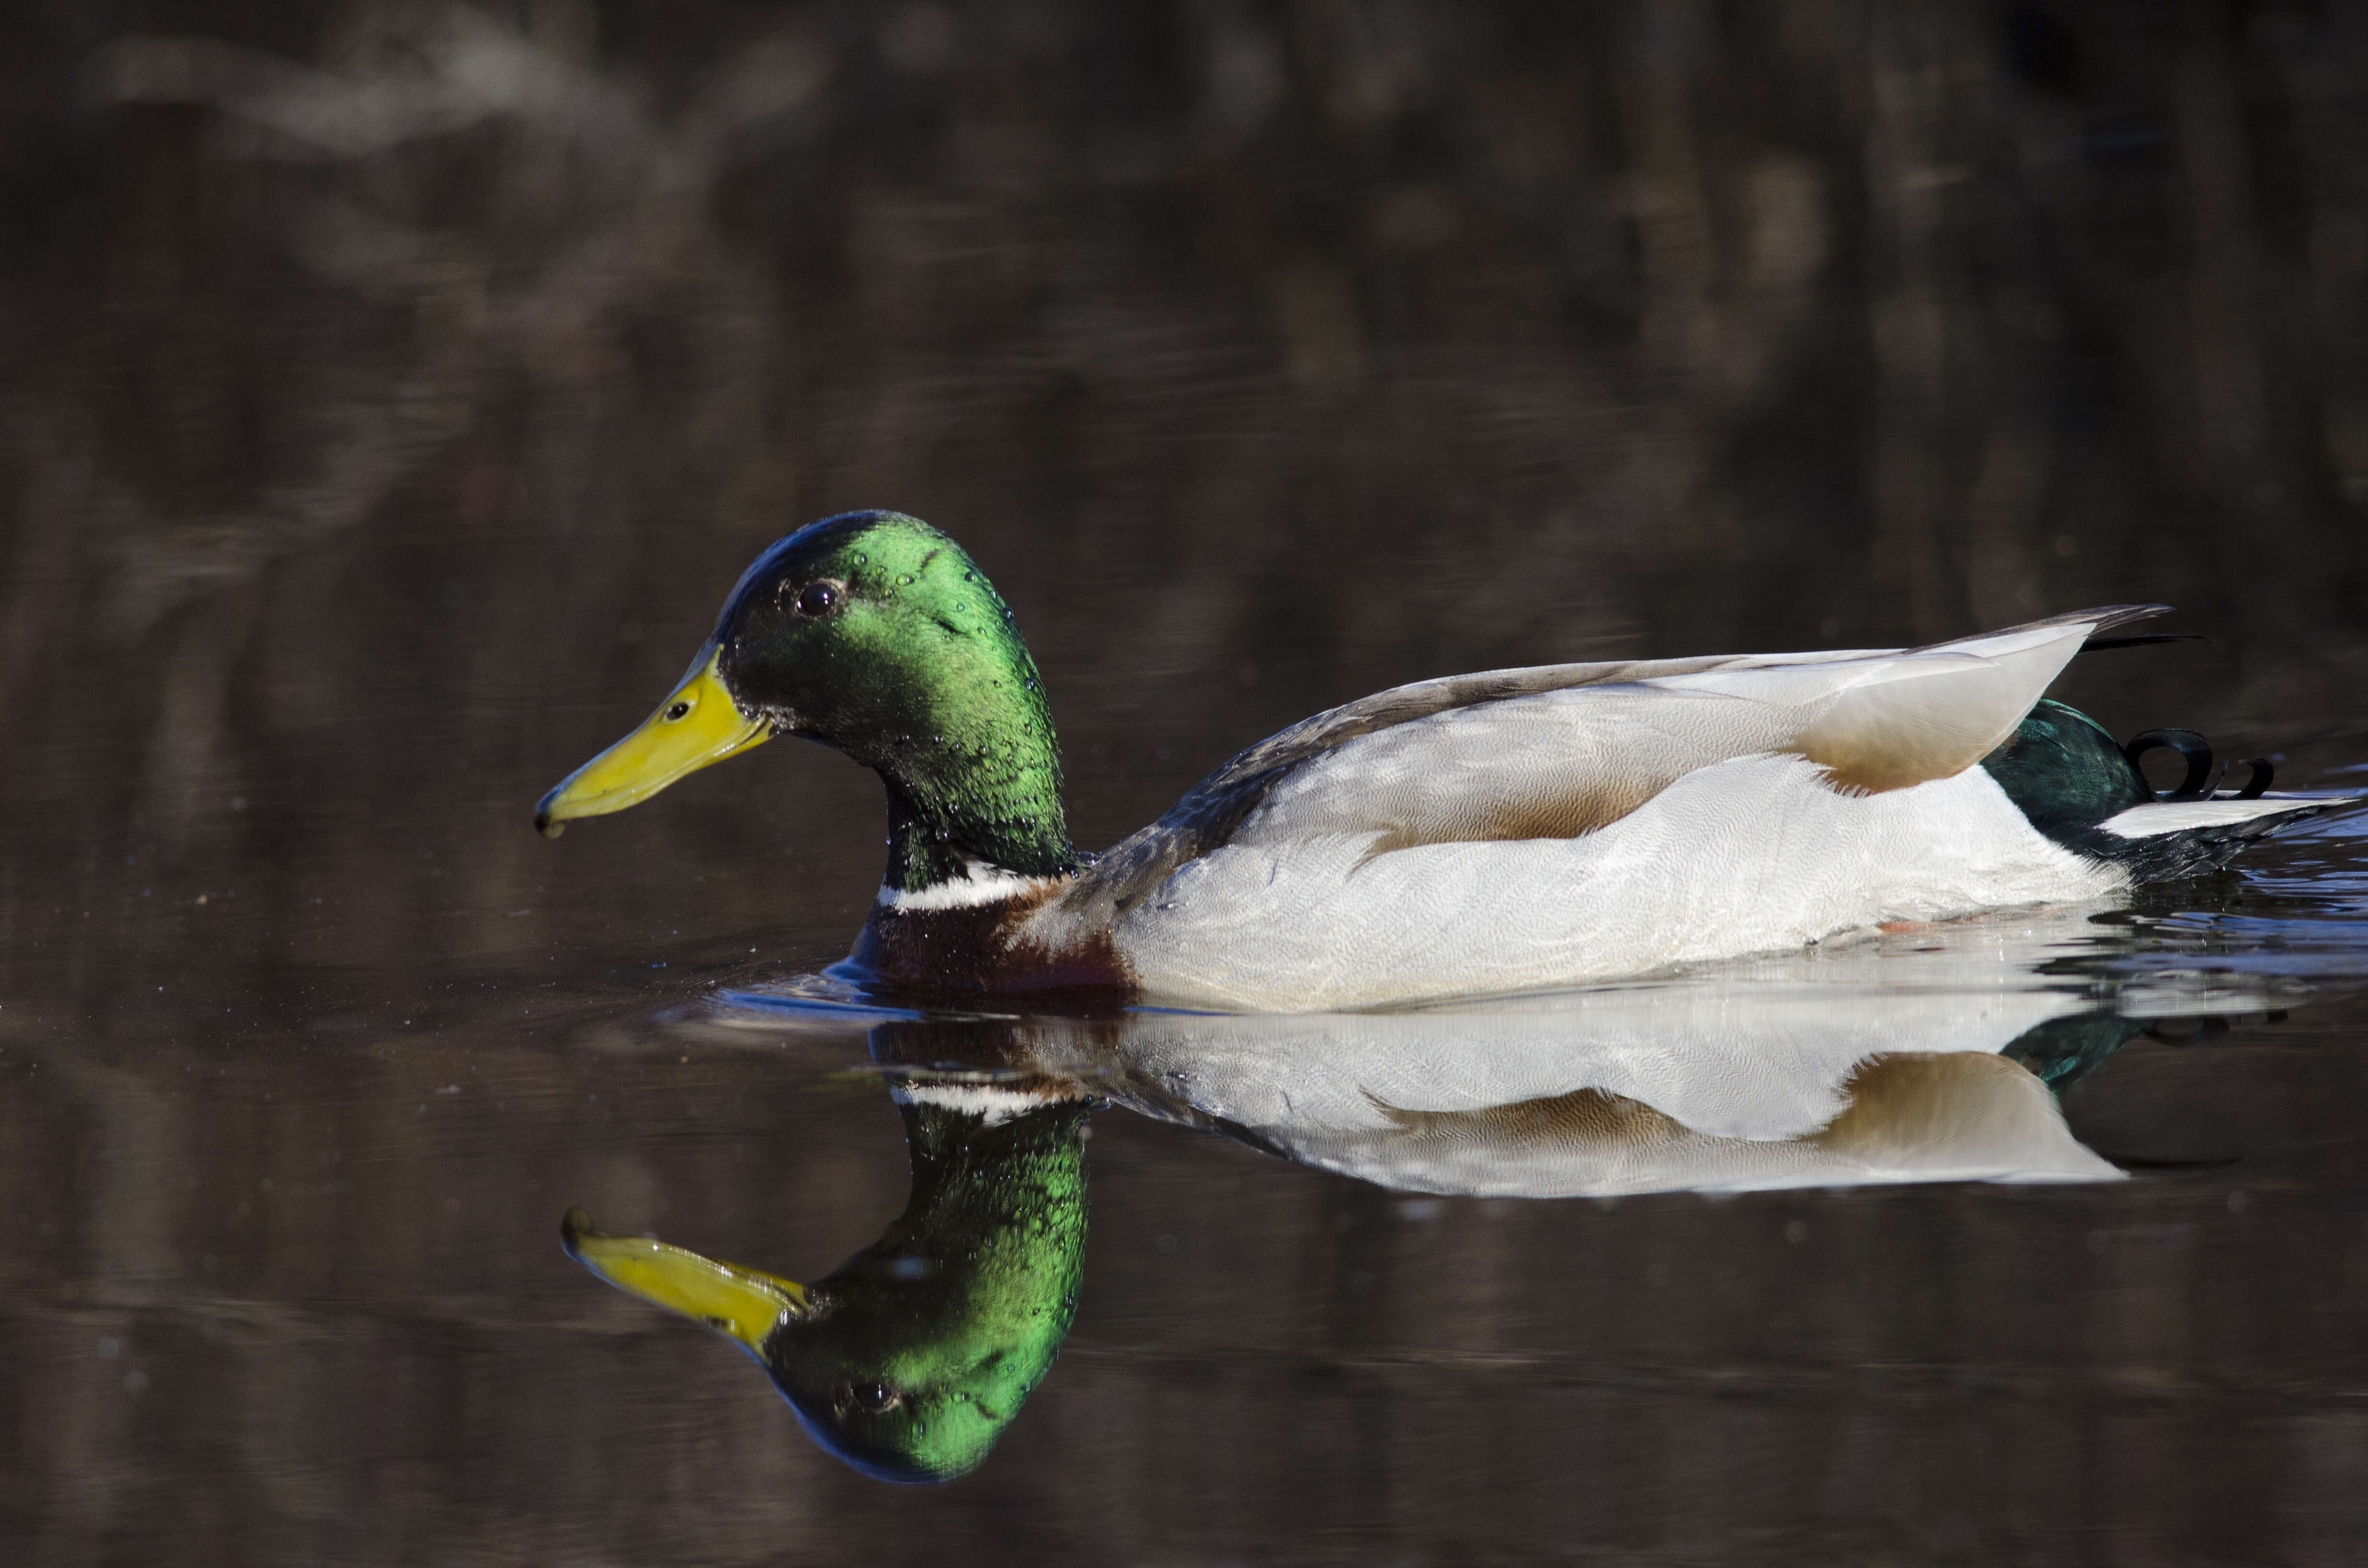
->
<box><xmin>1063</xmin><ymin>606</ymin><xmax>2166</xmax><ymax>919</ymax></box>
<box><xmin>1657</xmin><ymin>611</ymin><xmax>2166</xmax><ymax>794</ymax></box>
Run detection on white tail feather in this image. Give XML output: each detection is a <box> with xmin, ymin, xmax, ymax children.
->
<box><xmin>2098</xmin><ymin>797</ymin><xmax>2321</xmax><ymax>839</ymax></box>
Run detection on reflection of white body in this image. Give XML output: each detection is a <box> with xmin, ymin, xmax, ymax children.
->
<box><xmin>1095</xmin><ymin>988</ymin><xmax>2120</xmax><ymax>1197</ymax></box>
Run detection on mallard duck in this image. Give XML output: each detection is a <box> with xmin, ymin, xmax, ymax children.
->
<box><xmin>536</xmin><ymin>510</ymin><xmax>2340</xmax><ymax>1010</ymax></box>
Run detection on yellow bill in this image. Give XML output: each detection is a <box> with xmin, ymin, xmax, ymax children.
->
<box><xmin>561</xmin><ymin>1208</ymin><xmax>808</xmax><ymax>1353</ymax></box>
<box><xmin>535</xmin><ymin>644</ymin><xmax>769</xmax><ymax>838</ymax></box>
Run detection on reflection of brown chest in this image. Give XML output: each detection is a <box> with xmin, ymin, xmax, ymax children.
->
<box><xmin>851</xmin><ymin>894</ymin><xmax>1133</xmax><ymax>995</ymax></box>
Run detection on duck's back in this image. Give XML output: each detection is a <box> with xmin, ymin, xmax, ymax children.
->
<box><xmin>1030</xmin><ymin>607</ymin><xmax>2328</xmax><ymax>1010</ymax></box>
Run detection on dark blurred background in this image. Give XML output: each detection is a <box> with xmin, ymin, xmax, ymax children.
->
<box><xmin>4</xmin><ymin>3</ymin><xmax>2368</xmax><ymax>1562</ymax></box>
<box><xmin>6</xmin><ymin>0</ymin><xmax>2368</xmax><ymax>955</ymax></box>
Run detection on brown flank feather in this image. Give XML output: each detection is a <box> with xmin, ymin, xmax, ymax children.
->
<box><xmin>1355</xmin><ymin>777</ymin><xmax>1667</xmax><ymax>862</ymax></box>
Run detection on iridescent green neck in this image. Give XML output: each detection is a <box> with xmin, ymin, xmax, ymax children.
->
<box><xmin>874</xmin><ymin>703</ymin><xmax>1078</xmax><ymax>893</ymax></box>
<box><xmin>813</xmin><ymin>529</ymin><xmax>1080</xmax><ymax>892</ymax></box>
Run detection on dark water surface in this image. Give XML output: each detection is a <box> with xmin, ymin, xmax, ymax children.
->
<box><xmin>6</xmin><ymin>658</ymin><xmax>2368</xmax><ymax>1566</ymax></box>
<box><xmin>9</xmin><ymin>2</ymin><xmax>2368</xmax><ymax>1563</ymax></box>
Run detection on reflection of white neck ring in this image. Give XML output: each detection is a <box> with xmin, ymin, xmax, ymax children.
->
<box><xmin>889</xmin><ymin>1081</ymin><xmax>1047</xmax><ymax>1127</ymax></box>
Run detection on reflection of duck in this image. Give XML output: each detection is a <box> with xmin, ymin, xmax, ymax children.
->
<box><xmin>563</xmin><ymin>1082</ymin><xmax>1087</xmax><ymax>1483</ymax></box>
<box><xmin>606</xmin><ymin>971</ymin><xmax>2155</xmax><ymax>1483</ymax></box>
<box><xmin>536</xmin><ymin>510</ymin><xmax>2341</xmax><ymax>1008</ymax></box>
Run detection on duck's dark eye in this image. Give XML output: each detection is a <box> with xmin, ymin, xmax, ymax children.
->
<box><xmin>665</xmin><ymin>700</ymin><xmax>691</xmax><ymax>721</ymax></box>
<box><xmin>852</xmin><ymin>1380</ymin><xmax>900</xmax><ymax>1412</ymax></box>
<box><xmin>794</xmin><ymin>582</ymin><xmax>839</xmax><ymax>616</ymax></box>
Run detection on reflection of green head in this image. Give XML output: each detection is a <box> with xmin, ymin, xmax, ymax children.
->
<box><xmin>768</xmin><ymin>1090</ymin><xmax>1089</xmax><ymax>1482</ymax></box>
<box><xmin>562</xmin><ymin>1089</ymin><xmax>1088</xmax><ymax>1484</ymax></box>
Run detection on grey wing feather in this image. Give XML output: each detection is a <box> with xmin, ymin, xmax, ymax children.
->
<box><xmin>1062</xmin><ymin>652</ymin><xmax>1824</xmax><ymax>923</ymax></box>
<box><xmin>1911</xmin><ymin>602</ymin><xmax>2171</xmax><ymax>651</ymax></box>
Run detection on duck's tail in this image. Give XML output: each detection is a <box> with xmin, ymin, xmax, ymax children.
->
<box><xmin>1980</xmin><ymin>698</ymin><xmax>2348</xmax><ymax>878</ymax></box>
<box><xmin>2090</xmin><ymin>791</ymin><xmax>2337</xmax><ymax>877</ymax></box>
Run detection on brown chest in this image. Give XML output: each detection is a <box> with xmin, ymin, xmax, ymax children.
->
<box><xmin>849</xmin><ymin>894</ymin><xmax>1133</xmax><ymax>996</ymax></box>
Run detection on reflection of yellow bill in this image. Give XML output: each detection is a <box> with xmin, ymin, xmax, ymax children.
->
<box><xmin>534</xmin><ymin>644</ymin><xmax>769</xmax><ymax>837</ymax></box>
<box><xmin>561</xmin><ymin>1208</ymin><xmax>807</xmax><ymax>1352</ymax></box>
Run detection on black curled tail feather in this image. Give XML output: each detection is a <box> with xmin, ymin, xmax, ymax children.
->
<box><xmin>2118</xmin><ymin>730</ymin><xmax>2276</xmax><ymax>801</ymax></box>
<box><xmin>2121</xmin><ymin>729</ymin><xmax>2217</xmax><ymax>799</ymax></box>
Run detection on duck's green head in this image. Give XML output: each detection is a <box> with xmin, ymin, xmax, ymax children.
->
<box><xmin>560</xmin><ymin>1092</ymin><xmax>1089</xmax><ymax>1484</ymax></box>
<box><xmin>535</xmin><ymin>511</ymin><xmax>1077</xmax><ymax>891</ymax></box>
